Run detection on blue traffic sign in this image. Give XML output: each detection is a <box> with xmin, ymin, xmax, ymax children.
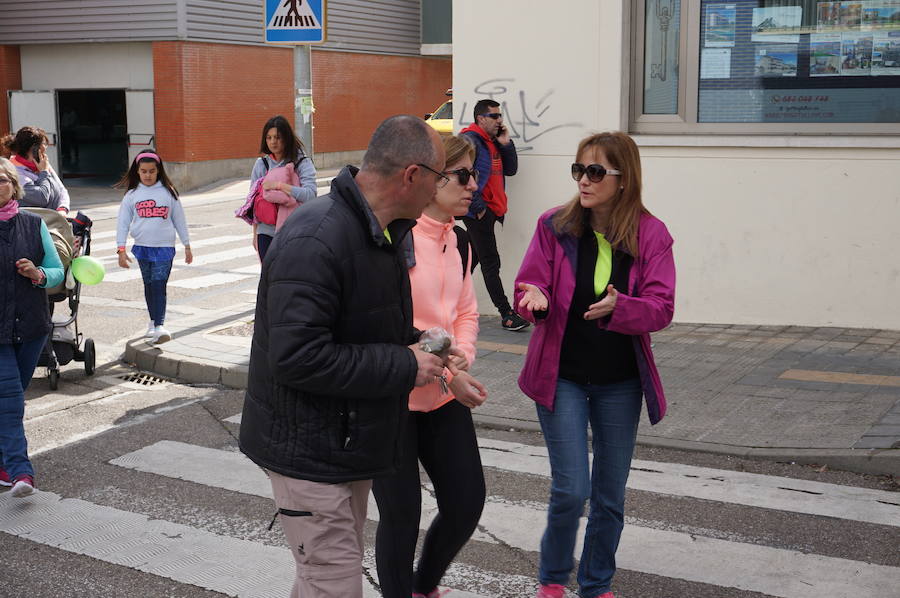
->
<box><xmin>264</xmin><ymin>0</ymin><xmax>326</xmax><ymax>44</ymax></box>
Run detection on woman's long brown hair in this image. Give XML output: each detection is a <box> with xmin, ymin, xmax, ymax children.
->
<box><xmin>552</xmin><ymin>132</ymin><xmax>648</xmax><ymax>256</ymax></box>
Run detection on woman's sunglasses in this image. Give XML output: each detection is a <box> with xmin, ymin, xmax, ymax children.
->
<box><xmin>571</xmin><ymin>163</ymin><xmax>622</xmax><ymax>183</ymax></box>
<box><xmin>444</xmin><ymin>167</ymin><xmax>479</xmax><ymax>186</ymax></box>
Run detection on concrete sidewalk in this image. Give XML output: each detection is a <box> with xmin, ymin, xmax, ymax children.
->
<box><xmin>123</xmin><ymin>302</ymin><xmax>900</xmax><ymax>476</ymax></box>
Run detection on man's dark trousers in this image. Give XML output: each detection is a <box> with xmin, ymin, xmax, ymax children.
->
<box><xmin>462</xmin><ymin>209</ymin><xmax>510</xmax><ymax>315</ymax></box>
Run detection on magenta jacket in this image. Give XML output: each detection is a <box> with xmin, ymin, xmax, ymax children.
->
<box><xmin>514</xmin><ymin>209</ymin><xmax>676</xmax><ymax>424</ymax></box>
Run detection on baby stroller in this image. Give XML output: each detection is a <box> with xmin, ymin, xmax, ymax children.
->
<box><xmin>22</xmin><ymin>208</ymin><xmax>97</xmax><ymax>390</ymax></box>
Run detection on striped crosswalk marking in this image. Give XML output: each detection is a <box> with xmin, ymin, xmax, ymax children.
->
<box><xmin>219</xmin><ymin>416</ymin><xmax>900</xmax><ymax>528</ymax></box>
<box><xmin>91</xmin><ymin>233</ymin><xmax>246</xmax><ymax>257</ymax></box>
<box><xmin>0</xmin><ymin>491</ymin><xmax>485</xmax><ymax>598</ymax></box>
<box><xmin>476</xmin><ymin>438</ymin><xmax>900</xmax><ymax>528</ymax></box>
<box><xmin>103</xmin><ymin>246</ymin><xmax>257</xmax><ymax>283</ymax></box>
<box><xmin>110</xmin><ymin>439</ymin><xmax>900</xmax><ymax>598</ymax></box>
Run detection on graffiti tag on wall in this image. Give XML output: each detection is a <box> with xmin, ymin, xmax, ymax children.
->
<box><xmin>458</xmin><ymin>79</ymin><xmax>584</xmax><ymax>152</ymax></box>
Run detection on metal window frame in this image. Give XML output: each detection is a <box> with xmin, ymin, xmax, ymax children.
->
<box><xmin>630</xmin><ymin>0</ymin><xmax>900</xmax><ymax>135</ymax></box>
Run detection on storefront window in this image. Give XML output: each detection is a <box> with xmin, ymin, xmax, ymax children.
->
<box><xmin>697</xmin><ymin>0</ymin><xmax>900</xmax><ymax>123</ymax></box>
<box><xmin>644</xmin><ymin>0</ymin><xmax>683</xmax><ymax>113</ymax></box>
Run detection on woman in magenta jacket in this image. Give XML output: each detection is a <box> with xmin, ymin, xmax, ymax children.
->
<box><xmin>514</xmin><ymin>132</ymin><xmax>675</xmax><ymax>598</ymax></box>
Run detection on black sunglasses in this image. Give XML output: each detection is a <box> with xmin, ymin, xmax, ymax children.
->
<box><xmin>481</xmin><ymin>113</ymin><xmax>502</xmax><ymax>120</ymax></box>
<box><xmin>443</xmin><ymin>167</ymin><xmax>478</xmax><ymax>186</ymax></box>
<box><xmin>416</xmin><ymin>163</ymin><xmax>451</xmax><ymax>188</ymax></box>
<box><xmin>571</xmin><ymin>163</ymin><xmax>622</xmax><ymax>183</ymax></box>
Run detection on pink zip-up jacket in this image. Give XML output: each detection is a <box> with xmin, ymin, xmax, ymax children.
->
<box><xmin>408</xmin><ymin>214</ymin><xmax>480</xmax><ymax>412</ymax></box>
<box><xmin>514</xmin><ymin>209</ymin><xmax>675</xmax><ymax>424</ymax></box>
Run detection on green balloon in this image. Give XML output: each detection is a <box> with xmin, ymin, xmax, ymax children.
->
<box><xmin>71</xmin><ymin>256</ymin><xmax>105</xmax><ymax>285</ymax></box>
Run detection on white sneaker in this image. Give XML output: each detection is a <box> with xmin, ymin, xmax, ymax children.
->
<box><xmin>145</xmin><ymin>320</ymin><xmax>156</xmax><ymax>338</ymax></box>
<box><xmin>152</xmin><ymin>325</ymin><xmax>172</xmax><ymax>344</ymax></box>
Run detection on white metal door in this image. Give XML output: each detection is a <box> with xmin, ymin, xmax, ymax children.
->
<box><xmin>125</xmin><ymin>90</ymin><xmax>155</xmax><ymax>163</ymax></box>
<box><xmin>8</xmin><ymin>90</ymin><xmax>59</xmax><ymax>170</ymax></box>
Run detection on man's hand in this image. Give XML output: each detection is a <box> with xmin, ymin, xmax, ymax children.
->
<box><xmin>117</xmin><ymin>252</ymin><xmax>132</xmax><ymax>269</ymax></box>
<box><xmin>496</xmin><ymin>125</ymin><xmax>511</xmax><ymax>146</ymax></box>
<box><xmin>449</xmin><ymin>371</ymin><xmax>487</xmax><ymax>409</ymax></box>
<box><xmin>517</xmin><ymin>282</ymin><xmax>548</xmax><ymax>312</ymax></box>
<box><xmin>584</xmin><ymin>285</ymin><xmax>618</xmax><ymax>320</ymax></box>
<box><xmin>411</xmin><ymin>346</ymin><xmax>445</xmax><ymax>387</ymax></box>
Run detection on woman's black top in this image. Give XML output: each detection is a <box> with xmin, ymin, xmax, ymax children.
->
<box><xmin>558</xmin><ymin>230</ymin><xmax>638</xmax><ymax>386</ymax></box>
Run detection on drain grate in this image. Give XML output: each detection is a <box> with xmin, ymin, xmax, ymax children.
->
<box><xmin>117</xmin><ymin>372</ymin><xmax>170</xmax><ymax>386</ymax></box>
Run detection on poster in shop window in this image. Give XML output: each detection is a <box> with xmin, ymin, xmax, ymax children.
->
<box><xmin>810</xmin><ymin>33</ymin><xmax>843</xmax><ymax>75</ymax></box>
<box><xmin>705</xmin><ymin>3</ymin><xmax>737</xmax><ymax>47</ymax></box>
<box><xmin>751</xmin><ymin>6</ymin><xmax>802</xmax><ymax>43</ymax></box>
<box><xmin>872</xmin><ymin>31</ymin><xmax>900</xmax><ymax>75</ymax></box>
<box><xmin>841</xmin><ymin>32</ymin><xmax>874</xmax><ymax>74</ymax></box>
<box><xmin>754</xmin><ymin>45</ymin><xmax>799</xmax><ymax>76</ymax></box>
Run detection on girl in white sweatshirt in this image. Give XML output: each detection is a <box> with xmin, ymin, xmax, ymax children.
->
<box><xmin>115</xmin><ymin>150</ymin><xmax>192</xmax><ymax>344</ymax></box>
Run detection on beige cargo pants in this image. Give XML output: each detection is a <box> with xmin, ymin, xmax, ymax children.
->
<box><xmin>268</xmin><ymin>470</ymin><xmax>372</xmax><ymax>598</ymax></box>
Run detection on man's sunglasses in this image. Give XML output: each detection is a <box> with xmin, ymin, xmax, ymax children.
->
<box><xmin>571</xmin><ymin>163</ymin><xmax>622</xmax><ymax>183</ymax></box>
<box><xmin>443</xmin><ymin>167</ymin><xmax>478</xmax><ymax>186</ymax></box>
<box><xmin>481</xmin><ymin>113</ymin><xmax>502</xmax><ymax>120</ymax></box>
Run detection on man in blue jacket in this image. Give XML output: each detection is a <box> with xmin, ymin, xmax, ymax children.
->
<box><xmin>460</xmin><ymin>99</ymin><xmax>528</xmax><ymax>331</ymax></box>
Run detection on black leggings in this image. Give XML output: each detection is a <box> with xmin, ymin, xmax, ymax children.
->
<box><xmin>257</xmin><ymin>233</ymin><xmax>274</xmax><ymax>261</ymax></box>
<box><xmin>372</xmin><ymin>399</ymin><xmax>486</xmax><ymax>598</ymax></box>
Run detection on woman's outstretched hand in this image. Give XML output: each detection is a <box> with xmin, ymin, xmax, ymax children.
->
<box><xmin>517</xmin><ymin>282</ymin><xmax>548</xmax><ymax>312</ymax></box>
<box><xmin>584</xmin><ymin>285</ymin><xmax>618</xmax><ymax>320</ymax></box>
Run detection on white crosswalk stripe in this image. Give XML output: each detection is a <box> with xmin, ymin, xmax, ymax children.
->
<box><xmin>103</xmin><ymin>246</ymin><xmax>257</xmax><ymax>283</ymax></box>
<box><xmin>106</xmin><ymin>434</ymin><xmax>900</xmax><ymax>598</ymax></box>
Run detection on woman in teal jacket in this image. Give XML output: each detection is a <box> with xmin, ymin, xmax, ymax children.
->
<box><xmin>0</xmin><ymin>157</ymin><xmax>64</xmax><ymax>498</ymax></box>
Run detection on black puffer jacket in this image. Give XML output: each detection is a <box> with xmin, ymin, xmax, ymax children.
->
<box><xmin>240</xmin><ymin>166</ymin><xmax>419</xmax><ymax>483</ymax></box>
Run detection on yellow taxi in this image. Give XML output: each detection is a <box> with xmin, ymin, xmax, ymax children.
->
<box><xmin>424</xmin><ymin>91</ymin><xmax>453</xmax><ymax>135</ymax></box>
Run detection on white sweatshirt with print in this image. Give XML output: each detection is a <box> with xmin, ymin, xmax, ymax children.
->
<box><xmin>116</xmin><ymin>182</ymin><xmax>190</xmax><ymax>248</ymax></box>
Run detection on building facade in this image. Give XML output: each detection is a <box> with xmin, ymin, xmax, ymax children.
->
<box><xmin>453</xmin><ymin>0</ymin><xmax>899</xmax><ymax>329</ymax></box>
<box><xmin>1</xmin><ymin>0</ymin><xmax>451</xmax><ymax>188</ymax></box>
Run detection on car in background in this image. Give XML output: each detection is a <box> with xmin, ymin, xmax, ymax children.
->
<box><xmin>424</xmin><ymin>90</ymin><xmax>453</xmax><ymax>135</ymax></box>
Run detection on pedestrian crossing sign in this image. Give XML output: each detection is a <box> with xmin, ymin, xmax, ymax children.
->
<box><xmin>264</xmin><ymin>0</ymin><xmax>326</xmax><ymax>44</ymax></box>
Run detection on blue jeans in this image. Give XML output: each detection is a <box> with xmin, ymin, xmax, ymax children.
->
<box><xmin>0</xmin><ymin>335</ymin><xmax>47</xmax><ymax>480</ymax></box>
<box><xmin>138</xmin><ymin>259</ymin><xmax>173</xmax><ymax>326</ymax></box>
<box><xmin>536</xmin><ymin>377</ymin><xmax>642</xmax><ymax>597</ymax></box>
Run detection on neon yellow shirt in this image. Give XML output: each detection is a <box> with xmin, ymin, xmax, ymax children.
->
<box><xmin>593</xmin><ymin>231</ymin><xmax>612</xmax><ymax>297</ymax></box>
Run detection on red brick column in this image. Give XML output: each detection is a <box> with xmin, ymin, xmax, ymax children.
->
<box><xmin>0</xmin><ymin>46</ymin><xmax>22</xmax><ymax>138</ymax></box>
<box><xmin>152</xmin><ymin>41</ymin><xmax>294</xmax><ymax>163</ymax></box>
<box><xmin>311</xmin><ymin>51</ymin><xmax>452</xmax><ymax>153</ymax></box>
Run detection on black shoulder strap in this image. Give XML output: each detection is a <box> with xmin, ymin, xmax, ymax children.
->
<box><xmin>261</xmin><ymin>157</ymin><xmax>270</xmax><ymax>173</ymax></box>
<box><xmin>454</xmin><ymin>225</ymin><xmax>475</xmax><ymax>279</ymax></box>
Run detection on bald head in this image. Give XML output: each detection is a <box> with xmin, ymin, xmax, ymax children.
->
<box><xmin>361</xmin><ymin>115</ymin><xmax>441</xmax><ymax>177</ymax></box>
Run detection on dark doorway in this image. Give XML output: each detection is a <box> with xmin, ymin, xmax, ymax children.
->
<box><xmin>57</xmin><ymin>89</ymin><xmax>128</xmax><ymax>183</ymax></box>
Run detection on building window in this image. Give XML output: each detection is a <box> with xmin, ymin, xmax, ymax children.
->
<box><xmin>633</xmin><ymin>0</ymin><xmax>900</xmax><ymax>133</ymax></box>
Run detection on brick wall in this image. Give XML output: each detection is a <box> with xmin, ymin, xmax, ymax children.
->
<box><xmin>311</xmin><ymin>51</ymin><xmax>452</xmax><ymax>153</ymax></box>
<box><xmin>0</xmin><ymin>46</ymin><xmax>22</xmax><ymax>139</ymax></box>
<box><xmin>152</xmin><ymin>41</ymin><xmax>295</xmax><ymax>163</ymax></box>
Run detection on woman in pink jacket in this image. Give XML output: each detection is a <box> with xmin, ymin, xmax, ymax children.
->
<box><xmin>514</xmin><ymin>132</ymin><xmax>675</xmax><ymax>598</ymax></box>
<box><xmin>372</xmin><ymin>135</ymin><xmax>488</xmax><ymax>598</ymax></box>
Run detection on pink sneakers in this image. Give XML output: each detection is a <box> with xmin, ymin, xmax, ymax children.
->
<box><xmin>0</xmin><ymin>468</ymin><xmax>11</xmax><ymax>487</ymax></box>
<box><xmin>10</xmin><ymin>474</ymin><xmax>35</xmax><ymax>498</ymax></box>
<box><xmin>536</xmin><ymin>584</ymin><xmax>566</xmax><ymax>598</ymax></box>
